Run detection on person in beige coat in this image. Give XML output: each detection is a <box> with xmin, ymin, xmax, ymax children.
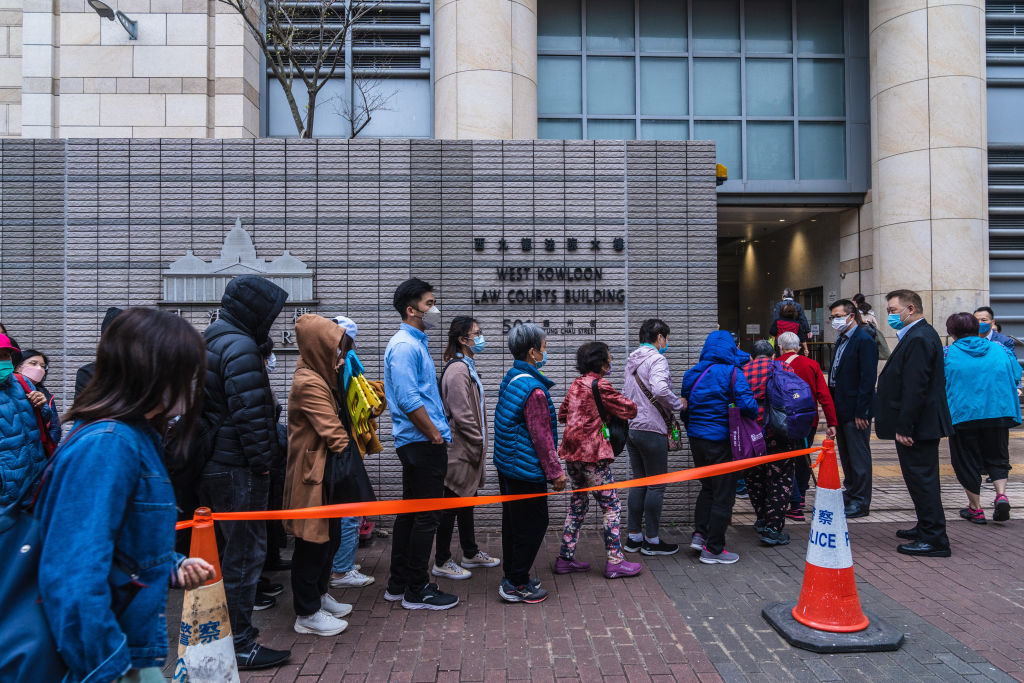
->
<box><xmin>283</xmin><ymin>314</ymin><xmax>356</xmax><ymax>637</ymax></box>
<box><xmin>431</xmin><ymin>316</ymin><xmax>501</xmax><ymax>580</ymax></box>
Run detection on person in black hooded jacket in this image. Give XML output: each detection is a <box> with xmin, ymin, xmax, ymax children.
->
<box><xmin>74</xmin><ymin>306</ymin><xmax>123</xmax><ymax>400</ymax></box>
<box><xmin>197</xmin><ymin>274</ymin><xmax>291</xmax><ymax>671</ymax></box>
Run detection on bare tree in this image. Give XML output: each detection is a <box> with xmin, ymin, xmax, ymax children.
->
<box><xmin>333</xmin><ymin>72</ymin><xmax>397</xmax><ymax>138</ymax></box>
<box><xmin>216</xmin><ymin>0</ymin><xmax>382</xmax><ymax>137</ymax></box>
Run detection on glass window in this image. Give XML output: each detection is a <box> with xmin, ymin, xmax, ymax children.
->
<box><xmin>693</xmin><ymin>59</ymin><xmax>740</xmax><ymax>116</ymax></box>
<box><xmin>746</xmin><ymin>59</ymin><xmax>793</xmax><ymax>116</ymax></box>
<box><xmin>745</xmin><ymin>0</ymin><xmax>792</xmax><ymax>54</ymax></box>
<box><xmin>692</xmin><ymin>0</ymin><xmax>739</xmax><ymax>53</ymax></box>
<box><xmin>538</xmin><ymin>0</ymin><xmax>582</xmax><ymax>51</ymax></box>
<box><xmin>694</xmin><ymin>121</ymin><xmax>741</xmax><ymax>176</ymax></box>
<box><xmin>588</xmin><ymin>119</ymin><xmax>636</xmax><ymax>139</ymax></box>
<box><xmin>797</xmin><ymin>0</ymin><xmax>843</xmax><ymax>54</ymax></box>
<box><xmin>639</xmin><ymin>0</ymin><xmax>686</xmax><ymax>53</ymax></box>
<box><xmin>747</xmin><ymin>121</ymin><xmax>794</xmax><ymax>179</ymax></box>
<box><xmin>539</xmin><ymin>118</ymin><xmax>584</xmax><ymax>139</ymax></box>
<box><xmin>798</xmin><ymin>59</ymin><xmax>844</xmax><ymax>116</ymax></box>
<box><xmin>587</xmin><ymin>56</ymin><xmax>636</xmax><ymax>115</ymax></box>
<box><xmin>641</xmin><ymin>120</ymin><xmax>689</xmax><ymax>140</ymax></box>
<box><xmin>640</xmin><ymin>58</ymin><xmax>687</xmax><ymax>116</ymax></box>
<box><xmin>539</xmin><ymin>56</ymin><xmax>582</xmax><ymax>115</ymax></box>
<box><xmin>800</xmin><ymin>122</ymin><xmax>845</xmax><ymax>179</ymax></box>
<box><xmin>586</xmin><ymin>0</ymin><xmax>635</xmax><ymax>52</ymax></box>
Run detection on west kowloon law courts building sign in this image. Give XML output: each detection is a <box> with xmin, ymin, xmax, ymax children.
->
<box><xmin>0</xmin><ymin>137</ymin><xmax>718</xmax><ymax>525</ymax></box>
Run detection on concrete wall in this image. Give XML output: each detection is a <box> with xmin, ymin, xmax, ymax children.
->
<box><xmin>0</xmin><ymin>137</ymin><xmax>717</xmax><ymax>528</ymax></box>
<box><xmin>0</xmin><ymin>0</ymin><xmax>20</xmax><ymax>136</ymax></box>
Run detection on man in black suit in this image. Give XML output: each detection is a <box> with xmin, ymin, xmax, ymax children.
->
<box><xmin>828</xmin><ymin>299</ymin><xmax>878</xmax><ymax>518</ymax></box>
<box><xmin>875</xmin><ymin>289</ymin><xmax>954</xmax><ymax>557</ymax></box>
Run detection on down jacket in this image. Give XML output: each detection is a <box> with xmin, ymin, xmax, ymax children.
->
<box><xmin>680</xmin><ymin>331</ymin><xmax>758</xmax><ymax>442</ymax></box>
<box><xmin>201</xmin><ymin>275</ymin><xmax>288</xmax><ymax>473</ymax></box>
<box><xmin>0</xmin><ymin>373</ymin><xmax>50</xmax><ymax>506</ymax></box>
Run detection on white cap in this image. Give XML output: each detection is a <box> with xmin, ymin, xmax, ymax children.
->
<box><xmin>331</xmin><ymin>315</ymin><xmax>358</xmax><ymax>341</ymax></box>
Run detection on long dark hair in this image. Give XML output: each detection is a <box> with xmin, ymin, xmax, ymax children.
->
<box><xmin>66</xmin><ymin>308</ymin><xmax>206</xmax><ymax>466</ymax></box>
<box><xmin>444</xmin><ymin>316</ymin><xmax>477</xmax><ymax>362</ymax></box>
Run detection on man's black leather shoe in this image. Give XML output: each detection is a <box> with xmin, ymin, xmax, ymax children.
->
<box><xmin>236</xmin><ymin>643</ymin><xmax>291</xmax><ymax>670</ymax></box>
<box><xmin>895</xmin><ymin>527</ymin><xmax>920</xmax><ymax>540</ymax></box>
<box><xmin>897</xmin><ymin>540</ymin><xmax>951</xmax><ymax>557</ymax></box>
<box><xmin>844</xmin><ymin>505</ymin><xmax>869</xmax><ymax>518</ymax></box>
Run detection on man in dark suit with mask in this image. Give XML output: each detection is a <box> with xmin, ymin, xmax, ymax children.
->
<box><xmin>875</xmin><ymin>289</ymin><xmax>953</xmax><ymax>557</ymax></box>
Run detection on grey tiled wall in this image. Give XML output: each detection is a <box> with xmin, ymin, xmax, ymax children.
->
<box><xmin>0</xmin><ymin>138</ymin><xmax>718</xmax><ymax>530</ymax></box>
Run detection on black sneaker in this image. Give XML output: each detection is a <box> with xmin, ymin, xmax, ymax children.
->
<box><xmin>498</xmin><ymin>579</ymin><xmax>548</xmax><ymax>604</ymax></box>
<box><xmin>622</xmin><ymin>537</ymin><xmax>643</xmax><ymax>553</ymax></box>
<box><xmin>641</xmin><ymin>540</ymin><xmax>679</xmax><ymax>556</ymax></box>
<box><xmin>257</xmin><ymin>576</ymin><xmax>284</xmax><ymax>597</ymax></box>
<box><xmin>753</xmin><ymin>519</ymin><xmax>766</xmax><ymax>534</ymax></box>
<box><xmin>759</xmin><ymin>528</ymin><xmax>791</xmax><ymax>546</ymax></box>
<box><xmin>528</xmin><ymin>577</ymin><xmax>542</xmax><ymax>591</ymax></box>
<box><xmin>401</xmin><ymin>583</ymin><xmax>459</xmax><ymax>611</ymax></box>
<box><xmin>253</xmin><ymin>592</ymin><xmax>276</xmax><ymax>611</ymax></box>
<box><xmin>236</xmin><ymin>643</ymin><xmax>291</xmax><ymax>670</ymax></box>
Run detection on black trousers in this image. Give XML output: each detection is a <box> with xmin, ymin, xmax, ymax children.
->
<box><xmin>691</xmin><ymin>437</ymin><xmax>735</xmax><ymax>555</ymax></box>
<box><xmin>896</xmin><ymin>439</ymin><xmax>949</xmax><ymax>547</ymax></box>
<box><xmin>290</xmin><ymin>519</ymin><xmax>341</xmax><ymax>616</ymax></box>
<box><xmin>498</xmin><ymin>473</ymin><xmax>548</xmax><ymax>586</ymax></box>
<box><xmin>837</xmin><ymin>419</ymin><xmax>873</xmax><ymax>509</ymax></box>
<box><xmin>949</xmin><ymin>426</ymin><xmax>1010</xmax><ymax>495</ymax></box>
<box><xmin>389</xmin><ymin>442</ymin><xmax>447</xmax><ymax>592</ymax></box>
<box><xmin>435</xmin><ymin>486</ymin><xmax>480</xmax><ymax>565</ymax></box>
<box><xmin>198</xmin><ymin>464</ymin><xmax>269</xmax><ymax>650</ymax></box>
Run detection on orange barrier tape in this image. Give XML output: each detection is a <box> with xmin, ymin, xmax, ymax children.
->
<box><xmin>176</xmin><ymin>443</ymin><xmax>824</xmax><ymax>530</ymax></box>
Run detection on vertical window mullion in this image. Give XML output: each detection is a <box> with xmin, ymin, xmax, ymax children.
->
<box><xmin>687</xmin><ymin>0</ymin><xmax>694</xmax><ymax>140</ymax></box>
<box><xmin>739</xmin><ymin>0</ymin><xmax>747</xmax><ymax>182</ymax></box>
<box><xmin>792</xmin><ymin>0</ymin><xmax>800</xmax><ymax>180</ymax></box>
<box><xmin>582</xmin><ymin>0</ymin><xmax>588</xmax><ymax>138</ymax></box>
<box><xmin>634</xmin><ymin>0</ymin><xmax>640</xmax><ymax>139</ymax></box>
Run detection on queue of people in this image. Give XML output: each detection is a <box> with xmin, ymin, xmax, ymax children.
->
<box><xmin>1</xmin><ymin>277</ymin><xmax>1021</xmax><ymax>681</ymax></box>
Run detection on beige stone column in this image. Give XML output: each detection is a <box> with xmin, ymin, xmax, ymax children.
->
<box><xmin>434</xmin><ymin>0</ymin><xmax>536</xmax><ymax>139</ymax></box>
<box><xmin>869</xmin><ymin>0</ymin><xmax>988</xmax><ymax>326</ymax></box>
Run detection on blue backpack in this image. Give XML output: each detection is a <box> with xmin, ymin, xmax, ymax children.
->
<box><xmin>764</xmin><ymin>358</ymin><xmax>818</xmax><ymax>441</ymax></box>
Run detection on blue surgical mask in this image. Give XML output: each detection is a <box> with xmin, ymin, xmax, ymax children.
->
<box><xmin>0</xmin><ymin>360</ymin><xmax>12</xmax><ymax>384</ymax></box>
<box><xmin>536</xmin><ymin>351</ymin><xmax>548</xmax><ymax>369</ymax></box>
<box><xmin>659</xmin><ymin>346</ymin><xmax>667</xmax><ymax>355</ymax></box>
<box><xmin>470</xmin><ymin>335</ymin><xmax>486</xmax><ymax>353</ymax></box>
<box><xmin>887</xmin><ymin>313</ymin><xmax>904</xmax><ymax>330</ymax></box>
<box><xmin>978</xmin><ymin>322</ymin><xmax>991</xmax><ymax>335</ymax></box>
<box><xmin>606</xmin><ymin>363</ymin><xmax>614</xmax><ymax>375</ymax></box>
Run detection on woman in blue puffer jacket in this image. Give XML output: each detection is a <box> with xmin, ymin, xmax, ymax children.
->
<box><xmin>943</xmin><ymin>312</ymin><xmax>1022</xmax><ymax>524</ymax></box>
<box><xmin>0</xmin><ymin>333</ymin><xmax>50</xmax><ymax>508</ymax></box>
<box><xmin>680</xmin><ymin>331</ymin><xmax>758</xmax><ymax>565</ymax></box>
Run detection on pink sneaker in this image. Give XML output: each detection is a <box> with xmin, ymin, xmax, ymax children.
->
<box><xmin>604</xmin><ymin>559</ymin><xmax>642</xmax><ymax>579</ymax></box>
<box><xmin>554</xmin><ymin>557</ymin><xmax>590</xmax><ymax>574</ymax></box>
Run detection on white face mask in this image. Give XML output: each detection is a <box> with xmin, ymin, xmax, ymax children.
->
<box><xmin>831</xmin><ymin>315</ymin><xmax>850</xmax><ymax>332</ymax></box>
<box><xmin>265</xmin><ymin>352</ymin><xmax>277</xmax><ymax>373</ymax></box>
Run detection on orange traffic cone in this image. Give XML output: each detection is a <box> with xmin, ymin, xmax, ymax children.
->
<box><xmin>173</xmin><ymin>507</ymin><xmax>240</xmax><ymax>683</ymax></box>
<box><xmin>762</xmin><ymin>440</ymin><xmax>904</xmax><ymax>653</ymax></box>
<box><xmin>790</xmin><ymin>440</ymin><xmax>868</xmax><ymax>632</ymax></box>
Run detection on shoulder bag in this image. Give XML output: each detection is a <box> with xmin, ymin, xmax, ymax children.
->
<box><xmin>632</xmin><ymin>368</ymin><xmax>683</xmax><ymax>451</ymax></box>
<box><xmin>13</xmin><ymin>374</ymin><xmax>57</xmax><ymax>458</ymax></box>
<box><xmin>590</xmin><ymin>379</ymin><xmax>628</xmax><ymax>456</ymax></box>
<box><xmin>324</xmin><ymin>386</ymin><xmax>376</xmax><ymax>506</ymax></box>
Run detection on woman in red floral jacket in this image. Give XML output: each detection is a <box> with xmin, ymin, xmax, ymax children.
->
<box><xmin>556</xmin><ymin>341</ymin><xmax>642</xmax><ymax>579</ymax></box>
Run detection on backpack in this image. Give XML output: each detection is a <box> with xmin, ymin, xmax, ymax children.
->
<box><xmin>764</xmin><ymin>358</ymin><xmax>818</xmax><ymax>441</ymax></box>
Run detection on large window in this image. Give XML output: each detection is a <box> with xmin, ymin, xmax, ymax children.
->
<box><xmin>538</xmin><ymin>0</ymin><xmax>851</xmax><ymax>183</ymax></box>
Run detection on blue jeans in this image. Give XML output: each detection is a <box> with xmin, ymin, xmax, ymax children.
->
<box><xmin>332</xmin><ymin>516</ymin><xmax>361</xmax><ymax>573</ymax></box>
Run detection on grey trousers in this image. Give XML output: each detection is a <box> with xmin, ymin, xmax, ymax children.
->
<box><xmin>836</xmin><ymin>419</ymin><xmax>872</xmax><ymax>509</ymax></box>
<box><xmin>626</xmin><ymin>429</ymin><xmax>669</xmax><ymax>538</ymax></box>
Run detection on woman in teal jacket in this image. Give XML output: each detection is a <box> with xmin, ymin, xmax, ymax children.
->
<box><xmin>944</xmin><ymin>312</ymin><xmax>1022</xmax><ymax>524</ymax></box>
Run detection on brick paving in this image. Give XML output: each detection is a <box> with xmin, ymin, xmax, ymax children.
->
<box><xmin>165</xmin><ymin>431</ymin><xmax>1024</xmax><ymax>681</ymax></box>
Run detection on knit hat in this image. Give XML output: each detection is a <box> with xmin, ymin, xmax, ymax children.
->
<box><xmin>331</xmin><ymin>316</ymin><xmax>358</xmax><ymax>341</ymax></box>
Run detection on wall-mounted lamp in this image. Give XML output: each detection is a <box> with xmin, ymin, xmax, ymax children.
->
<box><xmin>88</xmin><ymin>0</ymin><xmax>138</xmax><ymax>40</ymax></box>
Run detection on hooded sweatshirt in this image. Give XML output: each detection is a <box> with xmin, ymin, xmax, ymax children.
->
<box><xmin>680</xmin><ymin>331</ymin><xmax>758</xmax><ymax>441</ymax></box>
<box><xmin>944</xmin><ymin>336</ymin><xmax>1022</xmax><ymax>427</ymax></box>
<box><xmin>623</xmin><ymin>344</ymin><xmax>683</xmax><ymax>434</ymax></box>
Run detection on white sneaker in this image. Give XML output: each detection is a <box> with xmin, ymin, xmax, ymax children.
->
<box><xmin>431</xmin><ymin>559</ymin><xmax>472</xmax><ymax>580</ymax></box>
<box><xmin>294</xmin><ymin>609</ymin><xmax>348</xmax><ymax>636</ymax></box>
<box><xmin>330</xmin><ymin>569</ymin><xmax>375</xmax><ymax>588</ymax></box>
<box><xmin>460</xmin><ymin>550</ymin><xmax>501</xmax><ymax>568</ymax></box>
<box><xmin>320</xmin><ymin>593</ymin><xmax>353</xmax><ymax>618</ymax></box>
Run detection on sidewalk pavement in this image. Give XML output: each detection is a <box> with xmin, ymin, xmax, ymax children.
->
<box><xmin>164</xmin><ymin>431</ymin><xmax>1024</xmax><ymax>682</ymax></box>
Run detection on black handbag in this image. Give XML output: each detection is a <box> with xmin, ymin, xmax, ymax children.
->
<box><xmin>323</xmin><ymin>440</ymin><xmax>376</xmax><ymax>505</ymax></box>
<box><xmin>591</xmin><ymin>379</ymin><xmax>629</xmax><ymax>456</ymax></box>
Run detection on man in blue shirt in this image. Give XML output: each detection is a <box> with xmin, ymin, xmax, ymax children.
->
<box><xmin>383</xmin><ymin>278</ymin><xmax>458</xmax><ymax>610</ymax></box>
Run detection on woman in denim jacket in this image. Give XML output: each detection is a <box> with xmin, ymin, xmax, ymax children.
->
<box><xmin>37</xmin><ymin>308</ymin><xmax>216</xmax><ymax>683</ymax></box>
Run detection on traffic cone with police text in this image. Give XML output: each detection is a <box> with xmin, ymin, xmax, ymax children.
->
<box><xmin>172</xmin><ymin>508</ymin><xmax>240</xmax><ymax>683</ymax></box>
<box><xmin>762</xmin><ymin>440</ymin><xmax>904</xmax><ymax>653</ymax></box>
